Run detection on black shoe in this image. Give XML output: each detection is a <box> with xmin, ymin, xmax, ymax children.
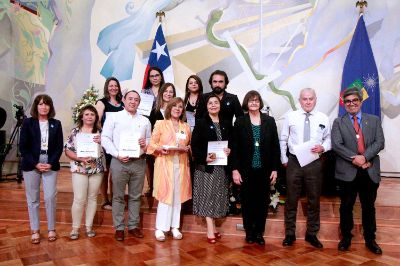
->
<box><xmin>365</xmin><ymin>240</ymin><xmax>382</xmax><ymax>254</ymax></box>
<box><xmin>305</xmin><ymin>234</ymin><xmax>323</xmax><ymax>248</ymax></box>
<box><xmin>245</xmin><ymin>236</ymin><xmax>255</xmax><ymax>244</ymax></box>
<box><xmin>282</xmin><ymin>235</ymin><xmax>296</xmax><ymax>246</ymax></box>
<box><xmin>338</xmin><ymin>237</ymin><xmax>351</xmax><ymax>251</ymax></box>
<box><xmin>255</xmin><ymin>234</ymin><xmax>265</xmax><ymax>246</ymax></box>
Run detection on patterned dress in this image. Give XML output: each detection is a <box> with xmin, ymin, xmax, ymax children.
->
<box><xmin>64</xmin><ymin>128</ymin><xmax>105</xmax><ymax>175</ymax></box>
<box><xmin>193</xmin><ymin>123</ymin><xmax>229</xmax><ymax>218</ymax></box>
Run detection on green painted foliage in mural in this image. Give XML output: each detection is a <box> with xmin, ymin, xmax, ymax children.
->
<box><xmin>33</xmin><ymin>36</ymin><xmax>42</xmax><ymax>49</ymax></box>
<box><xmin>38</xmin><ymin>1</ymin><xmax>54</xmax><ymax>32</ymax></box>
<box><xmin>206</xmin><ymin>8</ymin><xmax>297</xmax><ymax>110</ymax></box>
<box><xmin>22</xmin><ymin>31</ymin><xmax>33</xmax><ymax>46</ymax></box>
<box><xmin>40</xmin><ymin>52</ymin><xmax>49</xmax><ymax>76</ymax></box>
<box><xmin>19</xmin><ymin>87</ymin><xmax>32</xmax><ymax>104</ymax></box>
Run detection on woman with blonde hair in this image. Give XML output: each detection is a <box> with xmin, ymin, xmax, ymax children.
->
<box><xmin>147</xmin><ymin>97</ymin><xmax>191</xmax><ymax>241</ymax></box>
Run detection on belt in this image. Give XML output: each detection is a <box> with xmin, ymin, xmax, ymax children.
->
<box><xmin>40</xmin><ymin>150</ymin><xmax>48</xmax><ymax>155</ymax></box>
<box><xmin>128</xmin><ymin>155</ymin><xmax>146</xmax><ymax>161</ymax></box>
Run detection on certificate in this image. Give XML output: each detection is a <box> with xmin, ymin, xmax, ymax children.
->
<box><xmin>207</xmin><ymin>141</ymin><xmax>228</xmax><ymax>166</ymax></box>
<box><xmin>292</xmin><ymin>141</ymin><xmax>320</xmax><ymax>167</ymax></box>
<box><xmin>76</xmin><ymin>133</ymin><xmax>100</xmax><ymax>158</ymax></box>
<box><xmin>162</xmin><ymin>145</ymin><xmax>179</xmax><ymax>151</ymax></box>
<box><xmin>119</xmin><ymin>133</ymin><xmax>140</xmax><ymax>158</ymax></box>
<box><xmin>137</xmin><ymin>93</ymin><xmax>155</xmax><ymax>116</ymax></box>
<box><xmin>186</xmin><ymin>111</ymin><xmax>196</xmax><ymax>131</ymax></box>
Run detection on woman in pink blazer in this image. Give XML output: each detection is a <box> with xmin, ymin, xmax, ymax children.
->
<box><xmin>147</xmin><ymin>97</ymin><xmax>191</xmax><ymax>241</ymax></box>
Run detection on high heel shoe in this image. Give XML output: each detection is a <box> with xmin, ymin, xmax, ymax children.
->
<box><xmin>207</xmin><ymin>237</ymin><xmax>216</xmax><ymax>244</ymax></box>
<box><xmin>214</xmin><ymin>232</ymin><xmax>222</xmax><ymax>239</ymax></box>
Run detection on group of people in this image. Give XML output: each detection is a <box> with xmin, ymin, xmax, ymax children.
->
<box><xmin>19</xmin><ymin>69</ymin><xmax>385</xmax><ymax>255</ymax></box>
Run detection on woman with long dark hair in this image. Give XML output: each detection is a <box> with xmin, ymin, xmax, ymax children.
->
<box><xmin>65</xmin><ymin>105</ymin><xmax>104</xmax><ymax>240</ymax></box>
<box><xmin>20</xmin><ymin>94</ymin><xmax>63</xmax><ymax>244</ymax></box>
<box><xmin>142</xmin><ymin>66</ymin><xmax>165</xmax><ymax>108</ymax></box>
<box><xmin>95</xmin><ymin>77</ymin><xmax>124</xmax><ymax>210</ymax></box>
<box><xmin>149</xmin><ymin>82</ymin><xmax>176</xmax><ymax>128</ymax></box>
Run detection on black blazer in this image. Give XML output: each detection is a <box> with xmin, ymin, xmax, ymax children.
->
<box><xmin>149</xmin><ymin>109</ymin><xmax>164</xmax><ymax>130</ymax></box>
<box><xmin>231</xmin><ymin>113</ymin><xmax>280</xmax><ymax>177</ymax></box>
<box><xmin>191</xmin><ymin>115</ymin><xmax>231</xmax><ymax>174</ymax></box>
<box><xmin>19</xmin><ymin>117</ymin><xmax>64</xmax><ymax>171</ymax></box>
<box><xmin>196</xmin><ymin>91</ymin><xmax>244</xmax><ymax>123</ymax></box>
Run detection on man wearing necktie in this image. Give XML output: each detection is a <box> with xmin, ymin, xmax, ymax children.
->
<box><xmin>280</xmin><ymin>88</ymin><xmax>331</xmax><ymax>248</ymax></box>
<box><xmin>332</xmin><ymin>87</ymin><xmax>385</xmax><ymax>254</ymax></box>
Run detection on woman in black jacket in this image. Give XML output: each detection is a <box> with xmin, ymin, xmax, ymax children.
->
<box><xmin>191</xmin><ymin>94</ymin><xmax>231</xmax><ymax>244</ymax></box>
<box><xmin>231</xmin><ymin>90</ymin><xmax>280</xmax><ymax>245</ymax></box>
<box><xmin>20</xmin><ymin>94</ymin><xmax>63</xmax><ymax>244</ymax></box>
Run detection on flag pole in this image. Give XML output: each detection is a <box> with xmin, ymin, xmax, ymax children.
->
<box><xmin>356</xmin><ymin>0</ymin><xmax>368</xmax><ymax>14</ymax></box>
<box><xmin>156</xmin><ymin>11</ymin><xmax>165</xmax><ymax>23</ymax></box>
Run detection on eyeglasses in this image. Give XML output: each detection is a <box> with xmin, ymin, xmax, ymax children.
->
<box><xmin>344</xmin><ymin>98</ymin><xmax>360</xmax><ymax>105</ymax></box>
<box><xmin>248</xmin><ymin>99</ymin><xmax>260</xmax><ymax>103</ymax></box>
<box><xmin>149</xmin><ymin>74</ymin><xmax>160</xmax><ymax>78</ymax></box>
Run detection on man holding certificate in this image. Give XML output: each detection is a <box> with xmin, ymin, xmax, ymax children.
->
<box><xmin>279</xmin><ymin>88</ymin><xmax>331</xmax><ymax>248</ymax></box>
<box><xmin>101</xmin><ymin>90</ymin><xmax>151</xmax><ymax>241</ymax></box>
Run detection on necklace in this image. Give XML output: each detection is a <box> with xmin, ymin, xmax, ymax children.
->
<box><xmin>189</xmin><ymin>95</ymin><xmax>197</xmax><ymax>106</ymax></box>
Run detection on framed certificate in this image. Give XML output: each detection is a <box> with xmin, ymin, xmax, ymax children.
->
<box><xmin>207</xmin><ymin>141</ymin><xmax>228</xmax><ymax>166</ymax></box>
<box><xmin>119</xmin><ymin>133</ymin><xmax>140</xmax><ymax>158</ymax></box>
<box><xmin>76</xmin><ymin>133</ymin><xmax>100</xmax><ymax>158</ymax></box>
<box><xmin>137</xmin><ymin>93</ymin><xmax>155</xmax><ymax>116</ymax></box>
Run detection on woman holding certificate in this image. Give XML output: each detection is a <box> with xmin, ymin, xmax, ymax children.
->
<box><xmin>191</xmin><ymin>94</ymin><xmax>231</xmax><ymax>244</ymax></box>
<box><xmin>231</xmin><ymin>90</ymin><xmax>280</xmax><ymax>245</ymax></box>
<box><xmin>20</xmin><ymin>94</ymin><xmax>63</xmax><ymax>244</ymax></box>
<box><xmin>65</xmin><ymin>105</ymin><xmax>104</xmax><ymax>240</ymax></box>
<box><xmin>147</xmin><ymin>97</ymin><xmax>191</xmax><ymax>242</ymax></box>
<box><xmin>95</xmin><ymin>77</ymin><xmax>124</xmax><ymax>211</ymax></box>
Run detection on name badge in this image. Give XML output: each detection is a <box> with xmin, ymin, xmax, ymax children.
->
<box><xmin>176</xmin><ymin>132</ymin><xmax>186</xmax><ymax>140</ymax></box>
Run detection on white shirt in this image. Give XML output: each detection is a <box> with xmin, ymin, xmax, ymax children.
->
<box><xmin>101</xmin><ymin>109</ymin><xmax>151</xmax><ymax>158</ymax></box>
<box><xmin>39</xmin><ymin>120</ymin><xmax>49</xmax><ymax>150</ymax></box>
<box><xmin>279</xmin><ymin>109</ymin><xmax>331</xmax><ymax>164</ymax></box>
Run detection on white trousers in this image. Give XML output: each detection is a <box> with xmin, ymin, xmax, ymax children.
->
<box><xmin>155</xmin><ymin>156</ymin><xmax>181</xmax><ymax>231</ymax></box>
<box><xmin>71</xmin><ymin>172</ymin><xmax>103</xmax><ymax>229</ymax></box>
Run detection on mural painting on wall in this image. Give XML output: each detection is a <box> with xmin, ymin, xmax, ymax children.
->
<box><xmin>0</xmin><ymin>0</ymin><xmax>399</xmax><ymax>171</ymax></box>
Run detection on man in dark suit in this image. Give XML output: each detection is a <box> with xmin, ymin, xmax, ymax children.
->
<box><xmin>196</xmin><ymin>70</ymin><xmax>243</xmax><ymax>123</ymax></box>
<box><xmin>332</xmin><ymin>87</ymin><xmax>385</xmax><ymax>254</ymax></box>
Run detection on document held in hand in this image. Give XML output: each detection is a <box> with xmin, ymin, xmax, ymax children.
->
<box><xmin>76</xmin><ymin>133</ymin><xmax>100</xmax><ymax>158</ymax></box>
<box><xmin>207</xmin><ymin>141</ymin><xmax>228</xmax><ymax>166</ymax></box>
<box><xmin>119</xmin><ymin>133</ymin><xmax>140</xmax><ymax>158</ymax></box>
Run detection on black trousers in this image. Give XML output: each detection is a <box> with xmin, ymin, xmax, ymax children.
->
<box><xmin>241</xmin><ymin>168</ymin><xmax>270</xmax><ymax>236</ymax></box>
<box><xmin>284</xmin><ymin>154</ymin><xmax>322</xmax><ymax>236</ymax></box>
<box><xmin>338</xmin><ymin>169</ymin><xmax>379</xmax><ymax>241</ymax></box>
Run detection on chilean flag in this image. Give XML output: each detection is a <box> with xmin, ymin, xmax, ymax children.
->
<box><xmin>142</xmin><ymin>23</ymin><xmax>174</xmax><ymax>87</ymax></box>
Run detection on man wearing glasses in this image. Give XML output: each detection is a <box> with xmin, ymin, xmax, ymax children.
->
<box><xmin>332</xmin><ymin>87</ymin><xmax>385</xmax><ymax>254</ymax></box>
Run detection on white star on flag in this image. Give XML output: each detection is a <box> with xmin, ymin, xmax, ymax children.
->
<box><xmin>151</xmin><ymin>41</ymin><xmax>168</xmax><ymax>61</ymax></box>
